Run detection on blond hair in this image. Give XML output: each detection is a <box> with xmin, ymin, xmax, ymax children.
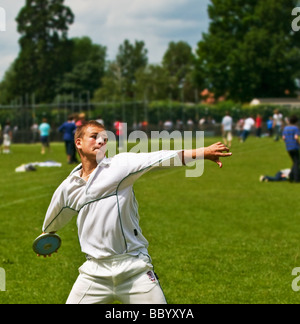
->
<box><xmin>74</xmin><ymin>120</ymin><xmax>105</xmax><ymax>141</ymax></box>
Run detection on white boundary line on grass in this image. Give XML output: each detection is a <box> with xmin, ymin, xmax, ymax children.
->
<box><xmin>0</xmin><ymin>193</ymin><xmax>50</xmax><ymax>209</ymax></box>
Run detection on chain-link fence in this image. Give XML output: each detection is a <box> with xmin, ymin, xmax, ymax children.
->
<box><xmin>0</xmin><ymin>100</ymin><xmax>222</xmax><ymax>143</ymax></box>
<box><xmin>1</xmin><ymin>97</ymin><xmax>285</xmax><ymax>143</ymax></box>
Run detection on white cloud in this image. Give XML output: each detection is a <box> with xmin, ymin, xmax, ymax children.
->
<box><xmin>0</xmin><ymin>0</ymin><xmax>210</xmax><ymax>81</ymax></box>
<box><xmin>65</xmin><ymin>0</ymin><xmax>210</xmax><ymax>64</ymax></box>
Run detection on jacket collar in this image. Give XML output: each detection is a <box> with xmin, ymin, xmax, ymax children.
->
<box><xmin>69</xmin><ymin>156</ymin><xmax>112</xmax><ymax>177</ymax></box>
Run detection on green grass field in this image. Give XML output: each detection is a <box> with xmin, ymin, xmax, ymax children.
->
<box><xmin>0</xmin><ymin>136</ymin><xmax>300</xmax><ymax>304</ymax></box>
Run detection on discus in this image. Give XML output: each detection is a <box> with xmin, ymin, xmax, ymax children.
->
<box><xmin>33</xmin><ymin>233</ymin><xmax>61</xmax><ymax>256</ymax></box>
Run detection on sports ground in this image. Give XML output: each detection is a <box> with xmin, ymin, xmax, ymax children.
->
<box><xmin>0</xmin><ymin>136</ymin><xmax>300</xmax><ymax>304</ymax></box>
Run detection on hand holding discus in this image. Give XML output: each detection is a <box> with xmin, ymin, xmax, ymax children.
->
<box><xmin>33</xmin><ymin>232</ymin><xmax>61</xmax><ymax>257</ymax></box>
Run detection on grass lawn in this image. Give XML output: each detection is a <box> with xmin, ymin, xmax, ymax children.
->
<box><xmin>0</xmin><ymin>136</ymin><xmax>300</xmax><ymax>304</ymax></box>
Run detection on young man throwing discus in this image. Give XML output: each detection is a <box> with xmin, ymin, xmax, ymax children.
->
<box><xmin>41</xmin><ymin>121</ymin><xmax>232</xmax><ymax>304</ymax></box>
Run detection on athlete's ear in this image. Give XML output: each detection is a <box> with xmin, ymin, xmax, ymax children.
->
<box><xmin>75</xmin><ymin>138</ymin><xmax>82</xmax><ymax>150</ymax></box>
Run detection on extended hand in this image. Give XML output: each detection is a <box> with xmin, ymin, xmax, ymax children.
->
<box><xmin>204</xmin><ymin>142</ymin><xmax>232</xmax><ymax>168</ymax></box>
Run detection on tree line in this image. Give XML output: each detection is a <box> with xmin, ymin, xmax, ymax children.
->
<box><xmin>0</xmin><ymin>0</ymin><xmax>299</xmax><ymax>107</ymax></box>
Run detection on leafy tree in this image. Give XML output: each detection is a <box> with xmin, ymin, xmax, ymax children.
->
<box><xmin>0</xmin><ymin>62</ymin><xmax>17</xmax><ymax>104</ymax></box>
<box><xmin>162</xmin><ymin>41</ymin><xmax>196</xmax><ymax>101</ymax></box>
<box><xmin>116</xmin><ymin>40</ymin><xmax>148</xmax><ymax>98</ymax></box>
<box><xmin>14</xmin><ymin>0</ymin><xmax>74</xmax><ymax>102</ymax></box>
<box><xmin>93</xmin><ymin>61</ymin><xmax>124</xmax><ymax>102</ymax></box>
<box><xmin>134</xmin><ymin>64</ymin><xmax>174</xmax><ymax>101</ymax></box>
<box><xmin>94</xmin><ymin>40</ymin><xmax>148</xmax><ymax>102</ymax></box>
<box><xmin>196</xmin><ymin>0</ymin><xmax>300</xmax><ymax>102</ymax></box>
<box><xmin>57</xmin><ymin>37</ymin><xmax>107</xmax><ymax>99</ymax></box>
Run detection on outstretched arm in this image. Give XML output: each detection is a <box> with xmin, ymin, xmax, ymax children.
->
<box><xmin>181</xmin><ymin>142</ymin><xmax>232</xmax><ymax>168</ymax></box>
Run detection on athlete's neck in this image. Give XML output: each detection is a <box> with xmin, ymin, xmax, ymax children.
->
<box><xmin>80</xmin><ymin>158</ymin><xmax>98</xmax><ymax>180</ymax></box>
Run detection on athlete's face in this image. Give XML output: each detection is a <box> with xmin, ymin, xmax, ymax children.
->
<box><xmin>76</xmin><ymin>126</ymin><xmax>107</xmax><ymax>159</ymax></box>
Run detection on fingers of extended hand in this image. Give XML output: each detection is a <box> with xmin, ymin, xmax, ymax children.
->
<box><xmin>216</xmin><ymin>152</ymin><xmax>232</xmax><ymax>157</ymax></box>
<box><xmin>217</xmin><ymin>143</ymin><xmax>230</xmax><ymax>151</ymax></box>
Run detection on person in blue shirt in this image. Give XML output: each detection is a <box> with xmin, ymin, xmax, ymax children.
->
<box><xmin>59</xmin><ymin>115</ymin><xmax>78</xmax><ymax>164</ymax></box>
<box><xmin>39</xmin><ymin>118</ymin><xmax>51</xmax><ymax>154</ymax></box>
<box><xmin>282</xmin><ymin>115</ymin><xmax>300</xmax><ymax>182</ymax></box>
<box><xmin>267</xmin><ymin>117</ymin><xmax>273</xmax><ymax>137</ymax></box>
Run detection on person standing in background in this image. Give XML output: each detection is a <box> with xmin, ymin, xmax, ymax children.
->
<box><xmin>31</xmin><ymin>122</ymin><xmax>39</xmax><ymax>143</ymax></box>
<box><xmin>96</xmin><ymin>116</ymin><xmax>104</xmax><ymax>126</ymax></box>
<box><xmin>39</xmin><ymin>118</ymin><xmax>51</xmax><ymax>154</ymax></box>
<box><xmin>59</xmin><ymin>115</ymin><xmax>78</xmax><ymax>164</ymax></box>
<box><xmin>273</xmin><ymin>109</ymin><xmax>283</xmax><ymax>141</ymax></box>
<box><xmin>240</xmin><ymin>116</ymin><xmax>255</xmax><ymax>143</ymax></box>
<box><xmin>255</xmin><ymin>114</ymin><xmax>262</xmax><ymax>138</ymax></box>
<box><xmin>75</xmin><ymin>113</ymin><xmax>86</xmax><ymax>127</ymax></box>
<box><xmin>282</xmin><ymin>115</ymin><xmax>300</xmax><ymax>183</ymax></box>
<box><xmin>3</xmin><ymin>121</ymin><xmax>12</xmax><ymax>154</ymax></box>
<box><xmin>267</xmin><ymin>117</ymin><xmax>273</xmax><ymax>137</ymax></box>
<box><xmin>114</xmin><ymin>120</ymin><xmax>124</xmax><ymax>149</ymax></box>
<box><xmin>221</xmin><ymin>111</ymin><xmax>233</xmax><ymax>148</ymax></box>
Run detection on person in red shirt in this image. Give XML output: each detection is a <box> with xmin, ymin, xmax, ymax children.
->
<box><xmin>256</xmin><ymin>114</ymin><xmax>262</xmax><ymax>138</ymax></box>
<box><xmin>76</xmin><ymin>113</ymin><xmax>86</xmax><ymax>127</ymax></box>
<box><xmin>114</xmin><ymin>120</ymin><xmax>124</xmax><ymax>147</ymax></box>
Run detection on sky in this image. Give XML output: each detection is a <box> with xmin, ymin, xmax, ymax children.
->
<box><xmin>0</xmin><ymin>0</ymin><xmax>210</xmax><ymax>82</ymax></box>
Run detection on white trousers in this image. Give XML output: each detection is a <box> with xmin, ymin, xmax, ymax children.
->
<box><xmin>66</xmin><ymin>253</ymin><xmax>167</xmax><ymax>304</ymax></box>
